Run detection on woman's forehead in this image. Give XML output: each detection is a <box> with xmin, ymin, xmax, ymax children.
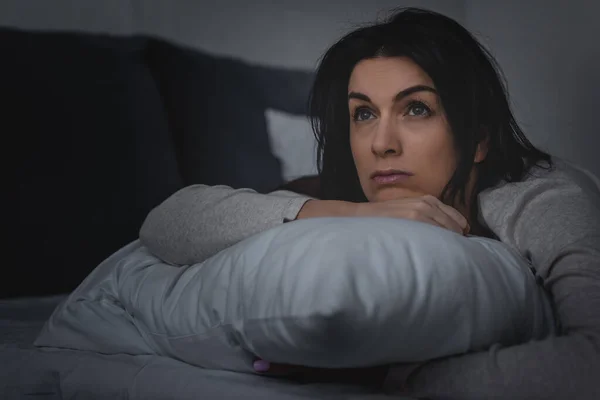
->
<box><xmin>348</xmin><ymin>57</ymin><xmax>434</xmax><ymax>96</ymax></box>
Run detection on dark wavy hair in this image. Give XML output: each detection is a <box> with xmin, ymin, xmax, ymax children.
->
<box><xmin>309</xmin><ymin>7</ymin><xmax>552</xmax><ymax>210</ymax></box>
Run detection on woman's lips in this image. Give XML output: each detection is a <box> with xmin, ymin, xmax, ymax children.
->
<box><xmin>372</xmin><ymin>173</ymin><xmax>412</xmax><ymax>184</ymax></box>
<box><xmin>371</xmin><ymin>170</ymin><xmax>414</xmax><ymax>185</ymax></box>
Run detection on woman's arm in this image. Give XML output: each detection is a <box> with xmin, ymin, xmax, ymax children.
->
<box><xmin>139</xmin><ymin>185</ymin><xmax>313</xmax><ymax>265</ymax></box>
<box><xmin>384</xmin><ymin>169</ymin><xmax>600</xmax><ymax>400</ymax></box>
<box><xmin>139</xmin><ymin>184</ymin><xmax>468</xmax><ymax>266</ymax></box>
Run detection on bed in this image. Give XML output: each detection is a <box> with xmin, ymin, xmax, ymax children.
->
<box><xmin>1</xmin><ymin>295</ymin><xmax>410</xmax><ymax>399</ymax></box>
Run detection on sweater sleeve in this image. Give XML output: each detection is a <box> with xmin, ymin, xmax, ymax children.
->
<box><xmin>139</xmin><ymin>185</ymin><xmax>312</xmax><ymax>265</ymax></box>
<box><xmin>383</xmin><ymin>167</ymin><xmax>600</xmax><ymax>399</ymax></box>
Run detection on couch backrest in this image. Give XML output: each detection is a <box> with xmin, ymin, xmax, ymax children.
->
<box><xmin>3</xmin><ymin>27</ymin><xmax>314</xmax><ymax>298</ymax></box>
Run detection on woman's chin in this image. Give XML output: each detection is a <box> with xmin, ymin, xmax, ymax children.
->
<box><xmin>369</xmin><ymin>186</ymin><xmax>428</xmax><ymax>202</ymax></box>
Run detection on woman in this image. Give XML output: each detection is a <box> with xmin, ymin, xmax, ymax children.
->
<box><xmin>140</xmin><ymin>8</ymin><xmax>600</xmax><ymax>400</ymax></box>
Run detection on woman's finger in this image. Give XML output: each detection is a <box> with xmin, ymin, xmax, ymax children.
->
<box><xmin>253</xmin><ymin>359</ymin><xmax>272</xmax><ymax>373</ymax></box>
<box><xmin>420</xmin><ymin>195</ymin><xmax>469</xmax><ymax>234</ymax></box>
<box><xmin>437</xmin><ymin>202</ymin><xmax>470</xmax><ymax>233</ymax></box>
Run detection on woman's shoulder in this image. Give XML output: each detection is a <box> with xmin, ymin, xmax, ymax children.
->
<box><xmin>526</xmin><ymin>159</ymin><xmax>600</xmax><ymax>195</ymax></box>
<box><xmin>481</xmin><ymin>158</ymin><xmax>600</xmax><ymax>203</ymax></box>
<box><xmin>478</xmin><ymin>157</ymin><xmax>600</xmax><ymax>244</ymax></box>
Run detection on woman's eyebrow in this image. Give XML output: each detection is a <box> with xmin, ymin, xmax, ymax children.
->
<box><xmin>348</xmin><ymin>85</ymin><xmax>437</xmax><ymax>103</ymax></box>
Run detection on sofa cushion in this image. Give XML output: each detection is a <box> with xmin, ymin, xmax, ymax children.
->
<box><xmin>3</xmin><ymin>28</ymin><xmax>182</xmax><ymax>297</ymax></box>
<box><xmin>147</xmin><ymin>39</ymin><xmax>313</xmax><ymax>193</ymax></box>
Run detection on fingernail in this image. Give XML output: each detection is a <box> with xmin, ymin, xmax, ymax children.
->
<box><xmin>253</xmin><ymin>360</ymin><xmax>271</xmax><ymax>372</ymax></box>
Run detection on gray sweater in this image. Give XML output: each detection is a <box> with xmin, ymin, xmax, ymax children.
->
<box><xmin>139</xmin><ymin>160</ymin><xmax>600</xmax><ymax>400</ymax></box>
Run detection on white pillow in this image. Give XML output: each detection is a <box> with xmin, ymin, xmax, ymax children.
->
<box><xmin>36</xmin><ymin>218</ymin><xmax>556</xmax><ymax>372</ymax></box>
<box><xmin>265</xmin><ymin>108</ymin><xmax>318</xmax><ymax>181</ymax></box>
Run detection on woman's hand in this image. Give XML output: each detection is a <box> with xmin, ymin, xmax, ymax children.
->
<box><xmin>354</xmin><ymin>192</ymin><xmax>469</xmax><ymax>235</ymax></box>
<box><xmin>297</xmin><ymin>189</ymin><xmax>469</xmax><ymax>235</ymax></box>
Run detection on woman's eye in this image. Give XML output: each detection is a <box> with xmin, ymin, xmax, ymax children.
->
<box><xmin>406</xmin><ymin>102</ymin><xmax>431</xmax><ymax>117</ymax></box>
<box><xmin>353</xmin><ymin>108</ymin><xmax>375</xmax><ymax>122</ymax></box>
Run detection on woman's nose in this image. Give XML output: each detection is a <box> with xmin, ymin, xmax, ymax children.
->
<box><xmin>371</xmin><ymin>117</ymin><xmax>402</xmax><ymax>157</ymax></box>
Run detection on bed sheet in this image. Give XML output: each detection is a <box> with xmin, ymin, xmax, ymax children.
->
<box><xmin>0</xmin><ymin>295</ymin><xmax>415</xmax><ymax>400</ymax></box>
<box><xmin>0</xmin><ymin>294</ymin><xmax>66</xmax><ymax>348</ymax></box>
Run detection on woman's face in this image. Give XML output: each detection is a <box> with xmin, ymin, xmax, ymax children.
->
<box><xmin>349</xmin><ymin>56</ymin><xmax>482</xmax><ymax>205</ymax></box>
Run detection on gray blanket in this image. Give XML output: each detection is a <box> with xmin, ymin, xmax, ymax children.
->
<box><xmin>0</xmin><ymin>295</ymin><xmax>413</xmax><ymax>400</ymax></box>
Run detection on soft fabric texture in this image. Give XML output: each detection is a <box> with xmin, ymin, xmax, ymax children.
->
<box><xmin>140</xmin><ymin>186</ymin><xmax>311</xmax><ymax>264</ymax></box>
<box><xmin>36</xmin><ymin>217</ymin><xmax>555</xmax><ymax>374</ymax></box>
<box><xmin>1</xmin><ymin>350</ymin><xmax>402</xmax><ymax>400</ymax></box>
<box><xmin>138</xmin><ymin>159</ymin><xmax>600</xmax><ymax>399</ymax></box>
<box><xmin>2</xmin><ymin>296</ymin><xmax>408</xmax><ymax>399</ymax></box>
